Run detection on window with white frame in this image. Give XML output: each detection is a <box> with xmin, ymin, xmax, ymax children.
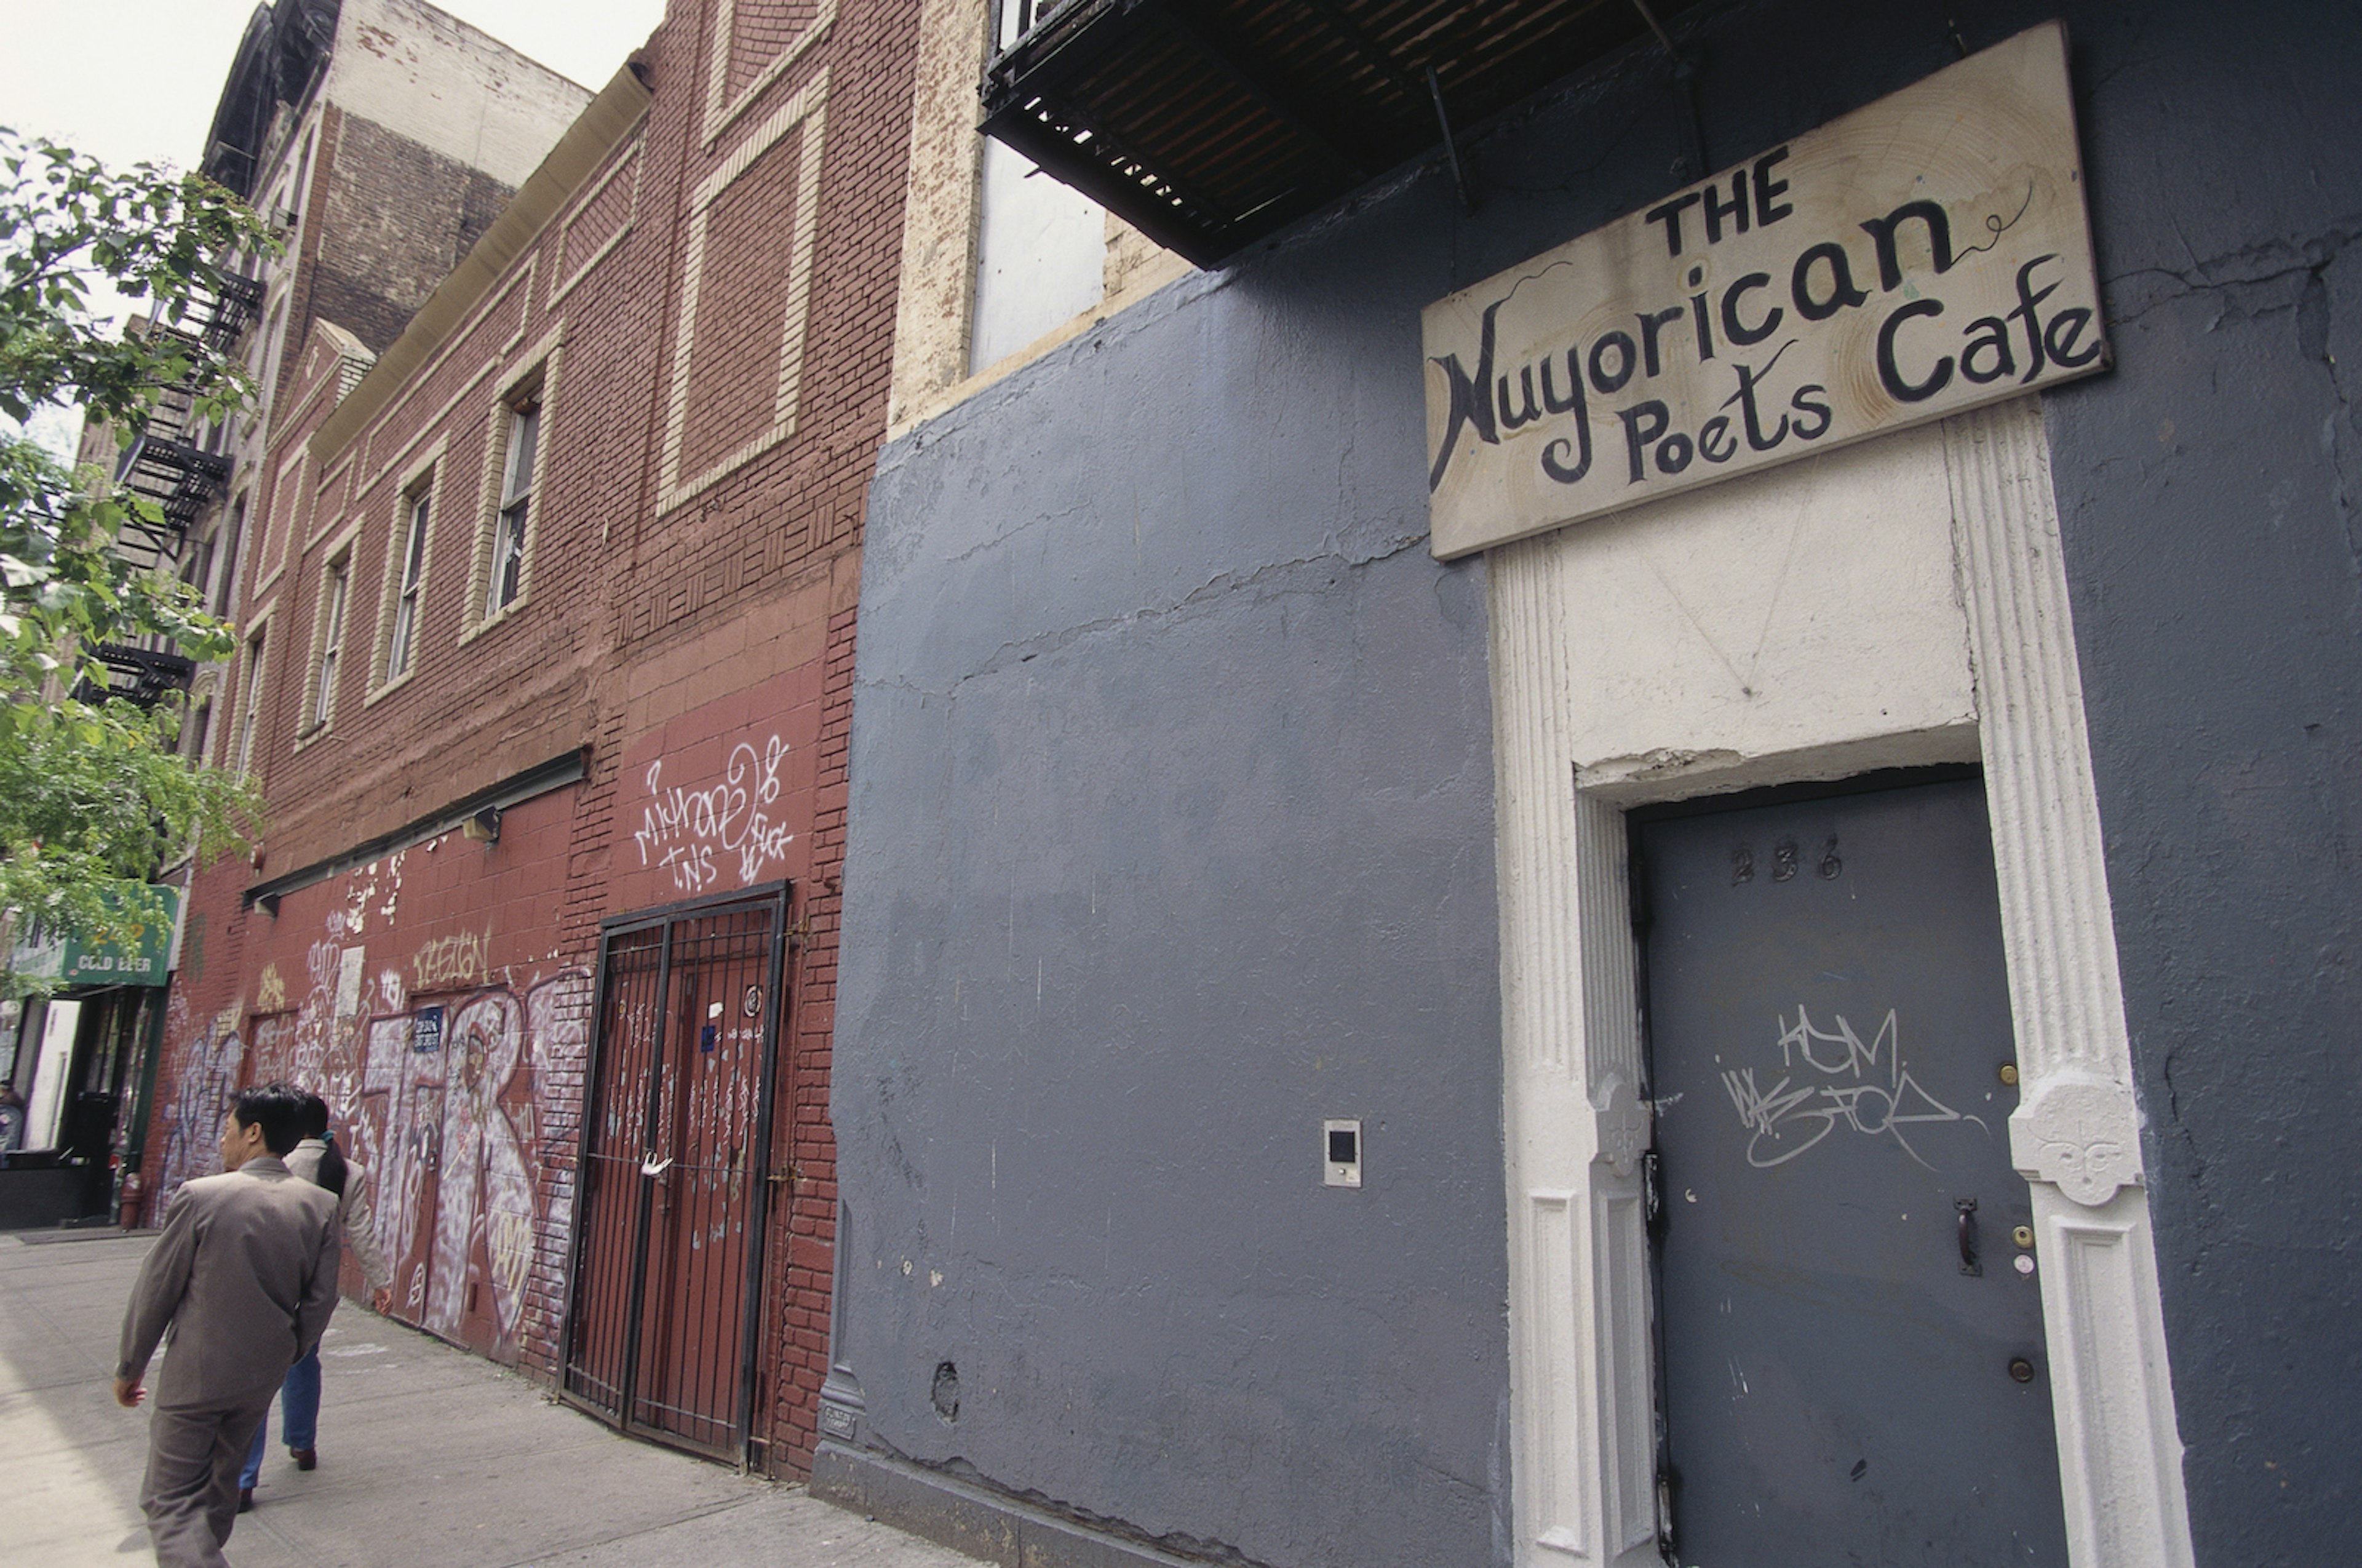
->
<box><xmin>997</xmin><ymin>0</ymin><xmax>1056</xmax><ymax>49</ymax></box>
<box><xmin>213</xmin><ymin>496</ymin><xmax>246</xmax><ymax>618</ymax></box>
<box><xmin>306</xmin><ymin>552</ymin><xmax>349</xmax><ymax>734</ymax></box>
<box><xmin>485</xmin><ymin>392</ymin><xmax>539</xmax><ymax>619</ymax></box>
<box><xmin>258</xmin><ymin>296</ymin><xmax>287</xmax><ymax>407</ymax></box>
<box><xmin>291</xmin><ymin>128</ymin><xmax>315</xmax><ymax>229</ymax></box>
<box><xmin>258</xmin><ymin>449</ymin><xmax>304</xmax><ymax>592</ymax></box>
<box><xmin>183</xmin><ymin>697</ymin><xmax>213</xmax><ymax>764</ymax></box>
<box><xmin>384</xmin><ymin>482</ymin><xmax>431</xmax><ymax>682</ymax></box>
<box><xmin>234</xmin><ymin>626</ymin><xmax>268</xmax><ymax>775</ymax></box>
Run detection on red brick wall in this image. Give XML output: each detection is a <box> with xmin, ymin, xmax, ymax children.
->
<box><xmin>761</xmin><ymin>599</ymin><xmax>856</xmax><ymax>1470</ymax></box>
<box><xmin>274</xmin><ymin>104</ymin><xmax>523</xmax><ymax>420</ymax></box>
<box><xmin>145</xmin><ymin>0</ymin><xmax>921</xmax><ymax>1471</ymax></box>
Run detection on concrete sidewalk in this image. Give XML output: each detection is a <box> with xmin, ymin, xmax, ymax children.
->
<box><xmin>0</xmin><ymin>1228</ymin><xmax>981</xmax><ymax>1568</ymax></box>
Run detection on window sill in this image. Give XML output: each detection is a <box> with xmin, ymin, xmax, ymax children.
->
<box><xmin>363</xmin><ymin>668</ymin><xmax>415</xmax><ymax>709</ymax></box>
<box><xmin>459</xmin><ymin>594</ymin><xmax>530</xmax><ymax>647</ymax></box>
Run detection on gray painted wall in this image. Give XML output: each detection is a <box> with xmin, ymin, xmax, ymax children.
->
<box><xmin>840</xmin><ymin>1</ymin><xmax>2361</xmax><ymax>1562</ymax></box>
<box><xmin>2032</xmin><ymin>2</ymin><xmax>2362</xmax><ymax>1558</ymax></box>
<box><xmin>838</xmin><ymin>218</ymin><xmax>1508</xmax><ymax>1564</ymax></box>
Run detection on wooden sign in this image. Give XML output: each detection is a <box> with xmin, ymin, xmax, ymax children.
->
<box><xmin>1423</xmin><ymin>23</ymin><xmax>2106</xmax><ymax>559</ymax></box>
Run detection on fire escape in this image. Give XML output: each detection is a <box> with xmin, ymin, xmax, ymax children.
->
<box><xmin>979</xmin><ymin>0</ymin><xmax>1706</xmax><ymax>268</ymax></box>
<box><xmin>86</xmin><ymin>268</ymin><xmax>265</xmax><ymax>709</ymax></box>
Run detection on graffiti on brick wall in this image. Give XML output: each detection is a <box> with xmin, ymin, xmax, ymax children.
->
<box><xmin>633</xmin><ymin>734</ymin><xmax>795</xmax><ymax>894</ymax></box>
<box><xmin>156</xmin><ymin>993</ymin><xmax>245</xmax><ymax>1196</ymax></box>
<box><xmin>154</xmin><ymin>867</ymin><xmax>592</xmax><ymax>1364</ymax></box>
<box><xmin>353</xmin><ymin>968</ymin><xmax>592</xmax><ymax>1351</ymax></box>
<box><xmin>411</xmin><ymin>928</ymin><xmax>493</xmax><ymax>992</ymax></box>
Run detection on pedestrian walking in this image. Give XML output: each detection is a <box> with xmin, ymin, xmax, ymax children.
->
<box><xmin>238</xmin><ymin>1090</ymin><xmax>395</xmax><ymax>1508</ymax></box>
<box><xmin>113</xmin><ymin>1082</ymin><xmax>341</xmax><ymax>1568</ymax></box>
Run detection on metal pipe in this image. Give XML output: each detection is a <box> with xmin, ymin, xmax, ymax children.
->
<box><xmin>1426</xmin><ymin>67</ymin><xmax>1477</xmax><ymax>215</ymax></box>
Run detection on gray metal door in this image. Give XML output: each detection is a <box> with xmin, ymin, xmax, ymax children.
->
<box><xmin>1637</xmin><ymin>775</ymin><xmax>2069</xmax><ymax>1567</ymax></box>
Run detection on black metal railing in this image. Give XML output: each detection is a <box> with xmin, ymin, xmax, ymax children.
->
<box><xmin>74</xmin><ymin>644</ymin><xmax>197</xmax><ymax>710</ymax></box>
<box><xmin>980</xmin><ymin>0</ymin><xmax>1699</xmax><ymax>266</ymax></box>
<box><xmin>113</xmin><ymin>269</ymin><xmax>264</xmax><ymax>574</ymax></box>
<box><xmin>565</xmin><ymin>889</ymin><xmax>790</xmax><ymax>1465</ymax></box>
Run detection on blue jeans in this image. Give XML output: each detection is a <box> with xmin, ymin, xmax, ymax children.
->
<box><xmin>237</xmin><ymin>1348</ymin><xmax>322</xmax><ymax>1488</ymax></box>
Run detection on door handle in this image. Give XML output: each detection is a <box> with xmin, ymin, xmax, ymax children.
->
<box><xmin>1956</xmin><ymin>1196</ymin><xmax>1981</xmax><ymax>1276</ymax></box>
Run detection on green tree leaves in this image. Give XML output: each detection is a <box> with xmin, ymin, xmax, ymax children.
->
<box><xmin>1</xmin><ymin>130</ymin><xmax>276</xmax><ymax>993</ymax></box>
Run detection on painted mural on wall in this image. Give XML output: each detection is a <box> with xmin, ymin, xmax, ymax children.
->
<box><xmin>150</xmin><ymin>850</ymin><xmax>591</xmax><ymax>1362</ymax></box>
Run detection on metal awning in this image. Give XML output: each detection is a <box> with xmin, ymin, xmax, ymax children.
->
<box><xmin>980</xmin><ymin>0</ymin><xmax>1701</xmax><ymax>268</ymax></box>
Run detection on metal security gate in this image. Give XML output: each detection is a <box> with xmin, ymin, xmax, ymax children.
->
<box><xmin>1635</xmin><ymin>774</ymin><xmax>2069</xmax><ymax>1567</ymax></box>
<box><xmin>562</xmin><ymin>885</ymin><xmax>789</xmax><ymax>1462</ymax></box>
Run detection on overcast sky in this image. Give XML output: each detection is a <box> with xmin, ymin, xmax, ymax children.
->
<box><xmin>0</xmin><ymin>0</ymin><xmax>667</xmax><ymax>171</ymax></box>
<box><xmin>0</xmin><ymin>0</ymin><xmax>667</xmax><ymax>455</ymax></box>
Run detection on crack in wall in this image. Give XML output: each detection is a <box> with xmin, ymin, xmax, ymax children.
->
<box><xmin>2102</xmin><ymin>220</ymin><xmax>2360</xmax><ymax>327</ymax></box>
<box><xmin>862</xmin><ymin>529</ymin><xmax>1435</xmax><ymax>705</ymax></box>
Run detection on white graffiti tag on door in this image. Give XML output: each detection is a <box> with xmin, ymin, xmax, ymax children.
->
<box><xmin>1720</xmin><ymin>1006</ymin><xmax>1988</xmax><ymax>1170</ymax></box>
<box><xmin>632</xmin><ymin>736</ymin><xmax>795</xmax><ymax>893</ymax></box>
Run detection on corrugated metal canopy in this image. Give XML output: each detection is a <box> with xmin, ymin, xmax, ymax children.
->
<box><xmin>980</xmin><ymin>0</ymin><xmax>1700</xmax><ymax>267</ymax></box>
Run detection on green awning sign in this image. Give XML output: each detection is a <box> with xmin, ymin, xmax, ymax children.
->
<box><xmin>10</xmin><ymin>886</ymin><xmax>184</xmax><ymax>987</ymax></box>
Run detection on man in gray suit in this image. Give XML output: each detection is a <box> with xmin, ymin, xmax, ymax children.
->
<box><xmin>114</xmin><ymin>1082</ymin><xmax>341</xmax><ymax>1567</ymax></box>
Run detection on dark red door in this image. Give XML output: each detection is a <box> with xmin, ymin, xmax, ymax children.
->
<box><xmin>562</xmin><ymin>888</ymin><xmax>786</xmax><ymax>1461</ymax></box>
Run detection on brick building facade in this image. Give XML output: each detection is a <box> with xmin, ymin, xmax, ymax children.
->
<box><xmin>142</xmin><ymin>0</ymin><xmax>920</xmax><ymax>1475</ymax></box>
<box><xmin>173</xmin><ymin>0</ymin><xmax>590</xmax><ymax>757</ymax></box>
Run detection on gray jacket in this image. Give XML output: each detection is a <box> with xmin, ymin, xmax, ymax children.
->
<box><xmin>286</xmin><ymin>1137</ymin><xmax>394</xmax><ymax>1294</ymax></box>
<box><xmin>116</xmin><ymin>1156</ymin><xmax>340</xmax><ymax>1407</ymax></box>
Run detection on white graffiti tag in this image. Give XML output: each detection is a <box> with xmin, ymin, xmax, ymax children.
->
<box><xmin>632</xmin><ymin>735</ymin><xmax>794</xmax><ymax>893</ymax></box>
<box><xmin>1721</xmin><ymin>1006</ymin><xmax>1988</xmax><ymax>1170</ymax></box>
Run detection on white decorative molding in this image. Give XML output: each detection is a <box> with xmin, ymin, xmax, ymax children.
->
<box><xmin>702</xmin><ymin>0</ymin><xmax>835</xmax><ymax>149</ymax></box>
<box><xmin>1488</xmin><ymin>394</ymin><xmax>2193</xmax><ymax>1568</ymax></box>
<box><xmin>1944</xmin><ymin>400</ymin><xmax>2141</xmax><ymax>1133</ymax></box>
<box><xmin>253</xmin><ymin>445</ymin><xmax>308</xmax><ymax>600</ymax></box>
<box><xmin>1943</xmin><ymin>398</ymin><xmax>2193</xmax><ymax>1568</ymax></box>
<box><xmin>2036</xmin><ymin>1186</ymin><xmax>2195</xmax><ymax>1568</ymax></box>
<box><xmin>549</xmin><ymin>137</ymin><xmax>643</xmax><ymax>311</ymax></box>
<box><xmin>1492</xmin><ymin>537</ymin><xmax>1580</xmax><ymax>1078</ymax></box>
<box><xmin>1589</xmin><ymin>1073</ymin><xmax>1646</xmax><ymax>1178</ymax></box>
<box><xmin>1573</xmin><ymin>795</ymin><xmax>1640</xmax><ymax>1099</ymax></box>
<box><xmin>658</xmin><ymin>70</ymin><xmax>830</xmax><ymax>514</ymax></box>
<box><xmin>2013</xmin><ymin>1073</ymin><xmax>2141</xmax><ymax>1206</ymax></box>
<box><xmin>1522</xmin><ymin>1191</ymin><xmax>1586</xmax><ymax>1558</ymax></box>
<box><xmin>1490</xmin><ymin>537</ymin><xmax>1662</xmax><ymax>1568</ymax></box>
<box><xmin>1590</xmin><ymin>1179</ymin><xmax>1655</xmax><ymax>1557</ymax></box>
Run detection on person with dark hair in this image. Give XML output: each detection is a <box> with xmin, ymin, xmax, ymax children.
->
<box><xmin>114</xmin><ymin>1082</ymin><xmax>340</xmax><ymax>1567</ymax></box>
<box><xmin>237</xmin><ymin>1089</ymin><xmax>394</xmax><ymax>1507</ymax></box>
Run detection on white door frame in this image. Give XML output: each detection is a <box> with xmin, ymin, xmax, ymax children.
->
<box><xmin>1487</xmin><ymin>397</ymin><xmax>2195</xmax><ymax>1567</ymax></box>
